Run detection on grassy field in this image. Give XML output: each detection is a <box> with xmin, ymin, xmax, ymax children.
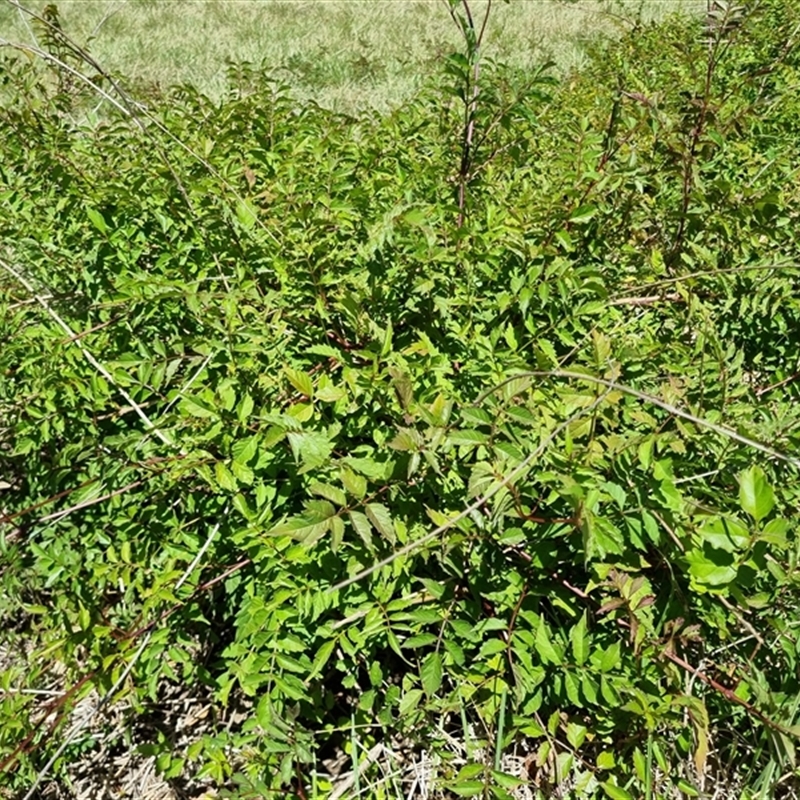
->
<box><xmin>0</xmin><ymin>0</ymin><xmax>705</xmax><ymax>111</ymax></box>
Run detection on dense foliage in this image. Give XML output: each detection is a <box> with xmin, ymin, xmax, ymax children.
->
<box><xmin>2</xmin><ymin>1</ymin><xmax>800</xmax><ymax>797</ymax></box>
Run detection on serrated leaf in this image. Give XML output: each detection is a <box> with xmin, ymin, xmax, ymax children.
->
<box><xmin>309</xmin><ymin>482</ymin><xmax>346</xmax><ymax>506</ymax></box>
<box><xmin>389</xmin><ymin>428</ymin><xmax>422</xmax><ymax>452</ymax></box>
<box><xmin>86</xmin><ymin>206</ymin><xmax>108</xmax><ymax>234</ymax></box>
<box><xmin>366</xmin><ymin>503</ymin><xmax>395</xmax><ymax>543</ymax></box>
<box><xmin>349</xmin><ymin>510</ymin><xmax>373</xmax><ymax>549</ymax></box>
<box><xmin>308</xmin><ymin>638</ymin><xmax>337</xmax><ymax>680</ymax></box>
<box><xmin>428</xmin><ymin>393</ymin><xmax>453</xmax><ymax>426</ymax></box>
<box><xmin>237</xmin><ymin>393</ymin><xmax>254</xmax><ymax>422</ymax></box>
<box><xmin>268</xmin><ymin>501</ymin><xmax>335</xmax><ymax>544</ymax></box>
<box><xmin>404</xmin><ymin>633</ymin><xmax>438</xmax><ymax>648</ymax></box>
<box><xmin>232</xmin><ymin>435</ymin><xmax>259</xmax><ymax>466</ymax></box>
<box><xmin>232</xmin><ymin>492</ymin><xmax>253</xmax><ymax>520</ymax></box>
<box><xmin>596</xmin><ymin>751</ymin><xmax>615</xmax><ymax>770</ymax></box>
<box><xmin>760</xmin><ymin>518</ymin><xmax>789</xmax><ymax>548</ymax></box>
<box><xmin>330</xmin><ymin>515</ymin><xmax>345</xmax><ymax>551</ymax></box>
<box><xmin>231</xmin><ymin>460</ymin><xmax>254</xmax><ymax>485</ymax></box>
<box><xmin>449</xmin><ymin>429</ymin><xmax>489</xmax><ymax>446</ymax></box>
<box><xmin>564</xmin><ymin>671</ymin><xmax>581</xmax><ymax>706</ymax></box>
<box><xmin>685</xmin><ymin>548</ymin><xmax>737</xmax><ymax>586</ymax></box>
<box><xmin>399</xmin><ymin>688</ymin><xmax>422</xmax><ymax>716</ymax></box>
<box><xmin>286</xmin><ymin>431</ymin><xmax>333</xmax><ymax>473</ymax></box>
<box><xmin>566</xmin><ymin>722</ymin><xmax>587</xmax><ymax>749</ymax></box>
<box><xmin>461</xmin><ymin>407</ymin><xmax>492</xmax><ymax>426</ymax></box>
<box><xmin>340</xmin><ymin>468</ymin><xmax>367</xmax><ymax>499</ymax></box>
<box><xmin>284</xmin><ymin>366</ymin><xmax>314</xmax><ymax>399</ymax></box>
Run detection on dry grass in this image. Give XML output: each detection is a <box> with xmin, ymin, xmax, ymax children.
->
<box><xmin>0</xmin><ymin>0</ymin><xmax>705</xmax><ymax>112</ymax></box>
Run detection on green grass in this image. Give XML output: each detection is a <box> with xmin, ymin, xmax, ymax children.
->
<box><xmin>0</xmin><ymin>0</ymin><xmax>705</xmax><ymax>112</ymax></box>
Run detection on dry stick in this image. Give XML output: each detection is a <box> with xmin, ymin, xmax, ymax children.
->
<box><xmin>329</xmin><ymin>391</ymin><xmax>612</xmax><ymax>593</ymax></box>
<box><xmin>474</xmin><ymin>370</ymin><xmax>800</xmax><ymax>468</ymax></box>
<box><xmin>609</xmin><ymin>292</ymin><xmax>683</xmax><ymax>307</ymax></box>
<box><xmin>0</xmin><ymin>256</ymin><xmax>177</xmax><ymax>451</ymax></box>
<box><xmin>456</xmin><ymin>0</ymin><xmax>491</xmax><ymax>227</ymax></box>
<box><xmin>20</xmin><ymin>515</ymin><xmax>225</xmax><ymax>800</ymax></box>
<box><xmin>611</xmin><ymin>261</ymin><xmax>800</xmax><ymax>298</ymax></box>
<box><xmin>0</xmin><ymin>38</ymin><xmax>130</xmax><ymax>116</ymax></box>
<box><xmin>755</xmin><ymin>370</ymin><xmax>800</xmax><ymax>399</ymax></box>
<box><xmin>663</xmin><ymin>649</ymin><xmax>794</xmax><ymax>737</ymax></box>
<box><xmin>38</xmin><ymin>479</ymin><xmax>142</xmax><ymax>524</ymax></box>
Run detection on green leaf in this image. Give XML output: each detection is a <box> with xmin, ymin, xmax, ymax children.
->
<box><xmin>685</xmin><ymin>548</ymin><xmax>737</xmax><ymax>587</ymax></box>
<box><xmin>535</xmin><ymin>620</ymin><xmax>561</xmax><ymax>665</ymax></box>
<box><xmin>449</xmin><ymin>429</ymin><xmax>489</xmax><ymax>446</ymax></box>
<box><xmin>566</xmin><ymin>722</ymin><xmax>587</xmax><ymax>749</ymax></box>
<box><xmin>759</xmin><ymin>518</ymin><xmax>789</xmax><ymax>549</ymax></box>
<box><xmin>564</xmin><ymin>670</ymin><xmax>581</xmax><ymax>706</ymax></box>
<box><xmin>389</xmin><ymin>428</ymin><xmax>422</xmax><ymax>452</ymax></box>
<box><xmin>349</xmin><ymin>510</ymin><xmax>374</xmax><ymax>549</ymax></box>
<box><xmin>697</xmin><ymin>517</ymin><xmax>749</xmax><ymax>553</ymax></box>
<box><xmin>180</xmin><ymin>394</ymin><xmax>219</xmax><ymax>419</ymax></box>
<box><xmin>341</xmin><ymin>468</ymin><xmax>367</xmax><ymax>499</ymax></box>
<box><xmin>231</xmin><ymin>460</ymin><xmax>254</xmax><ymax>485</ymax></box>
<box><xmin>421</xmin><ymin>651</ymin><xmax>443</xmax><ymax>696</ymax></box>
<box><xmin>215</xmin><ymin>461</ymin><xmax>238</xmax><ymax>492</ymax></box>
<box><xmin>399</xmin><ymin>688</ymin><xmax>423</xmax><ymax>716</ymax></box>
<box><xmin>232</xmin><ymin>435</ymin><xmax>259</xmax><ymax>466</ymax></box>
<box><xmin>491</xmin><ymin>771</ymin><xmax>525</xmax><ymax>789</ymax></box>
<box><xmin>284</xmin><ymin>366</ymin><xmax>314</xmax><ymax>399</ymax></box>
<box><xmin>235</xmin><ymin>198</ymin><xmax>258</xmax><ymax>230</ymax></box>
<box><xmin>268</xmin><ymin>501</ymin><xmax>335</xmax><ymax>544</ymax></box>
<box><xmin>330</xmin><ymin>515</ymin><xmax>345</xmax><ymax>551</ymax></box>
<box><xmin>365</xmin><ymin>503</ymin><xmax>395</xmax><ymax>543</ymax></box>
<box><xmin>570</xmin><ymin>612</ymin><xmax>589</xmax><ymax>666</ymax></box>
<box><xmin>676</xmin><ymin>779</ymin><xmax>700</xmax><ymax>797</ymax></box>
<box><xmin>448</xmin><ymin>782</ymin><xmax>484</xmax><ymax>797</ymax></box>
<box><xmin>86</xmin><ymin>206</ymin><xmax>109</xmax><ymax>234</ymax></box>
<box><xmin>602</xmin><ymin>782</ymin><xmax>633</xmax><ymax>800</ymax></box>
<box><xmin>596</xmin><ymin>751</ymin><xmax>615</xmax><ymax>770</ymax></box>
<box><xmin>569</xmin><ymin>204</ymin><xmax>598</xmax><ymax>223</ymax></box>
<box><xmin>308</xmin><ymin>482</ymin><xmax>346</xmax><ymax>506</ymax></box>
<box><xmin>461</xmin><ymin>407</ymin><xmax>492</xmax><ymax>426</ymax></box>
<box><xmin>456</xmin><ymin>764</ymin><xmax>485</xmax><ymax>782</ymax></box>
<box><xmin>738</xmin><ymin>466</ymin><xmax>775</xmax><ymax>522</ymax></box>
<box><xmin>287</xmin><ymin>431</ymin><xmax>333</xmax><ymax>473</ymax></box>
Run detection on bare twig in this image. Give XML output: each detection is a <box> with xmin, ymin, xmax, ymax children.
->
<box><xmin>610</xmin><ymin>292</ymin><xmax>683</xmax><ymax>307</ymax></box>
<box><xmin>664</xmin><ymin>649</ymin><xmax>793</xmax><ymax>736</ymax></box>
<box><xmin>475</xmin><ymin>370</ymin><xmax>800</xmax><ymax>468</ymax></box>
<box><xmin>37</xmin><ymin>479</ymin><xmax>142</xmax><ymax>524</ymax></box>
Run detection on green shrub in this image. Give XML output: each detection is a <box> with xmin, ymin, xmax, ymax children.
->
<box><xmin>2</xmin><ymin>1</ymin><xmax>800</xmax><ymax>797</ymax></box>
